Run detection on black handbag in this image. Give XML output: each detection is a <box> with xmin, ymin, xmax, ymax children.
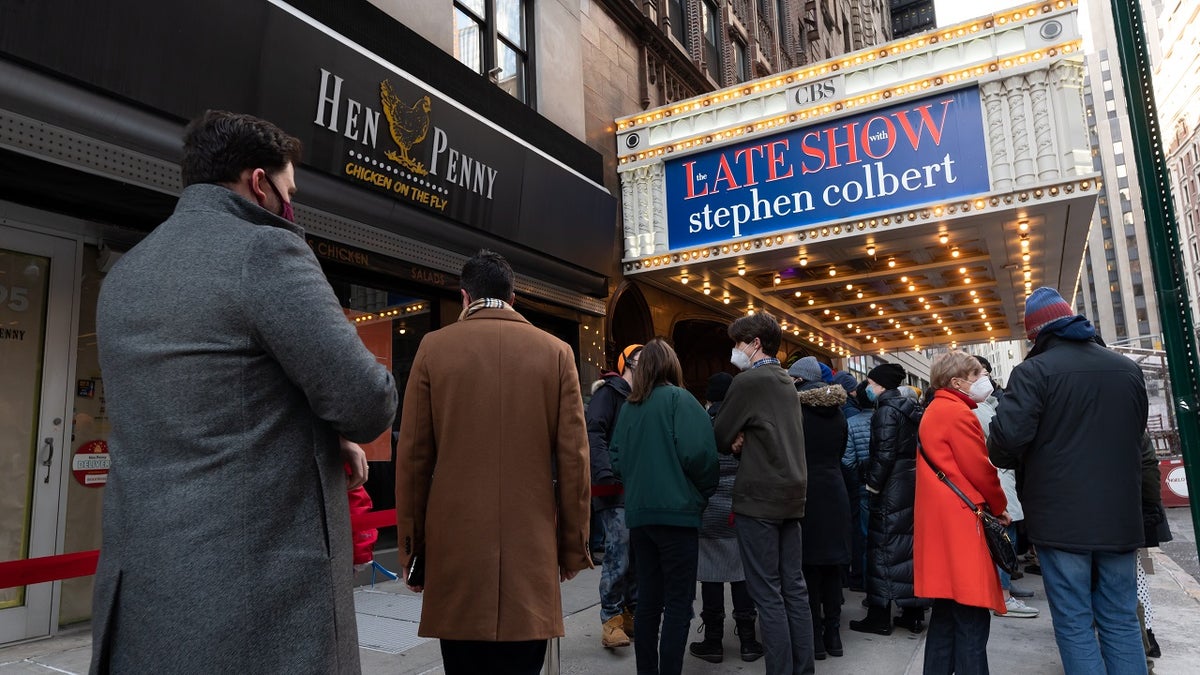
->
<box><xmin>919</xmin><ymin>448</ymin><xmax>1019</xmax><ymax>575</ymax></box>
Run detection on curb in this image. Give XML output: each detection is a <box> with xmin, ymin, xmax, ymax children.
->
<box><xmin>1150</xmin><ymin>549</ymin><xmax>1200</xmax><ymax>604</ymax></box>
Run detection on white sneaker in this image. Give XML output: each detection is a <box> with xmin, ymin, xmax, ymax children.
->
<box><xmin>995</xmin><ymin>596</ymin><xmax>1039</xmax><ymax>618</ymax></box>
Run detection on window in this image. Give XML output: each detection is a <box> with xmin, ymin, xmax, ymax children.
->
<box><xmin>668</xmin><ymin>0</ymin><xmax>686</xmax><ymax>46</ymax></box>
<box><xmin>702</xmin><ymin>1</ymin><xmax>720</xmax><ymax>82</ymax></box>
<box><xmin>453</xmin><ymin>0</ymin><xmax>531</xmax><ymax>104</ymax></box>
<box><xmin>733</xmin><ymin>39</ymin><xmax>750</xmax><ymax>83</ymax></box>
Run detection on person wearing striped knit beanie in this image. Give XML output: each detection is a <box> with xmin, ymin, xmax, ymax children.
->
<box><xmin>988</xmin><ymin>287</ymin><xmax>1149</xmax><ymax>674</ymax></box>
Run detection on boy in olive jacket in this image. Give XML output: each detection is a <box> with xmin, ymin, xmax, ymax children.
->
<box><xmin>713</xmin><ymin>312</ymin><xmax>814</xmax><ymax>675</ymax></box>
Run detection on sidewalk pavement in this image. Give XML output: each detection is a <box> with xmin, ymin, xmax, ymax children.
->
<box><xmin>4</xmin><ymin>549</ymin><xmax>1199</xmax><ymax>674</ymax></box>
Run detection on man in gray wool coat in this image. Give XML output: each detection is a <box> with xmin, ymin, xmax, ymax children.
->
<box><xmin>90</xmin><ymin>111</ymin><xmax>398</xmax><ymax>674</ymax></box>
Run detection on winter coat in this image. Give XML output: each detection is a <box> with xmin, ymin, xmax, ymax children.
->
<box><xmin>988</xmin><ymin>335</ymin><xmax>1148</xmax><ymax>551</ymax></box>
<box><xmin>974</xmin><ymin>396</ymin><xmax>1023</xmax><ymax>521</ymax></box>
<box><xmin>610</xmin><ymin>385</ymin><xmax>719</xmax><ymax>529</ymax></box>
<box><xmin>864</xmin><ymin>387</ymin><xmax>924</xmax><ymax>608</ymax></box>
<box><xmin>395</xmin><ymin>306</ymin><xmax>592</xmax><ymax>641</ymax></box>
<box><xmin>92</xmin><ymin>184</ymin><xmax>398</xmax><ymax>673</ymax></box>
<box><xmin>915</xmin><ymin>389</ymin><xmax>1007</xmax><ymax>613</ymax></box>
<box><xmin>797</xmin><ymin>383</ymin><xmax>851</xmax><ymax>566</ymax></box>
<box><xmin>714</xmin><ymin>364</ymin><xmax>808</xmax><ymax>519</ymax></box>
<box><xmin>843</xmin><ymin>409</ymin><xmax>874</xmax><ymax>478</ymax></box>
<box><xmin>588</xmin><ymin>374</ymin><xmax>630</xmax><ymax>511</ymax></box>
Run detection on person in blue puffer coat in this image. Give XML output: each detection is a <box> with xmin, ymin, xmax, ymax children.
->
<box><xmin>842</xmin><ymin>382</ymin><xmax>873</xmax><ymax>592</ymax></box>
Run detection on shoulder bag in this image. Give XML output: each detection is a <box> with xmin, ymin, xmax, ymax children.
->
<box><xmin>919</xmin><ymin>447</ymin><xmax>1019</xmax><ymax>575</ymax></box>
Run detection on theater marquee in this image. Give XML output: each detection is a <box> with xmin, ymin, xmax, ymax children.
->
<box><xmin>664</xmin><ymin>88</ymin><xmax>989</xmax><ymax>250</ymax></box>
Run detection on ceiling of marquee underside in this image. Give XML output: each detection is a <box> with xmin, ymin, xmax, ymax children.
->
<box><xmin>632</xmin><ymin>190</ymin><xmax>1096</xmax><ymax>355</ymax></box>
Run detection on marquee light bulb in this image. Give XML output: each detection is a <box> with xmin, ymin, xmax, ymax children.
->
<box><xmin>829</xmin><ymin>266</ymin><xmax>837</xmax><ymax>277</ymax></box>
<box><xmin>888</xmin><ymin>258</ymin><xmax>896</xmax><ymax>268</ymax></box>
<box><xmin>703</xmin><ymin>282</ymin><xmax>711</xmax><ymax>295</ymax></box>
<box><xmin>774</xmin><ymin>274</ymin><xmax>782</xmax><ymax>285</ymax></box>
<box><xmin>846</xmin><ymin>283</ymin><xmax>854</xmax><ymax>291</ymax></box>
<box><xmin>1023</xmin><ymin>252</ymin><xmax>1031</xmax><ymax>262</ymax></box>
<box><xmin>808</xmin><ymin>298</ymin><xmax>815</xmax><ymax>305</ymax></box>
<box><xmin>680</xmin><ymin>274</ymin><xmax>689</xmax><ymax>285</ymax></box>
<box><xmin>939</xmin><ymin>234</ymin><xmax>950</xmax><ymax>245</ymax></box>
<box><xmin>867</xmin><ymin>244</ymin><xmax>877</xmax><ymax>256</ymax></box>
<box><xmin>1019</xmin><ymin>220</ymin><xmax>1029</xmax><ymax>232</ymax></box>
<box><xmin>951</xmin><ymin>246</ymin><xmax>961</xmax><ymax>258</ymax></box>
<box><xmin>738</xmin><ymin>265</ymin><xmax>746</xmax><ymax>276</ymax></box>
<box><xmin>799</xmin><ymin>255</ymin><xmax>808</xmax><ymax>266</ymax></box>
<box><xmin>795</xmin><ymin>290</ymin><xmax>802</xmax><ymax>298</ymax></box>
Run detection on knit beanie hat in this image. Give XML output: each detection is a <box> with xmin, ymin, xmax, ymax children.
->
<box><xmin>854</xmin><ymin>381</ymin><xmax>872</xmax><ymax>409</ymax></box>
<box><xmin>1024</xmin><ymin>287</ymin><xmax>1076</xmax><ymax>340</ymax></box>
<box><xmin>617</xmin><ymin>344</ymin><xmax>643</xmax><ymax>374</ymax></box>
<box><xmin>819</xmin><ymin>362</ymin><xmax>834</xmax><ymax>383</ymax></box>
<box><xmin>867</xmin><ymin>362</ymin><xmax>906</xmax><ymax>390</ymax></box>
<box><xmin>788</xmin><ymin>356</ymin><xmax>823</xmax><ymax>382</ymax></box>
<box><xmin>705</xmin><ymin>372</ymin><xmax>733</xmax><ymax>403</ymax></box>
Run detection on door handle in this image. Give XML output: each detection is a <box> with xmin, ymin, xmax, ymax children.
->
<box><xmin>42</xmin><ymin>436</ymin><xmax>54</xmax><ymax>483</ymax></box>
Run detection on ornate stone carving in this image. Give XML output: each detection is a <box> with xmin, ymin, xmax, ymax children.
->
<box><xmin>982</xmin><ymin>80</ymin><xmax>1013</xmax><ymax>191</ymax></box>
<box><xmin>1027</xmin><ymin>68</ymin><xmax>1060</xmax><ymax>181</ymax></box>
<box><xmin>1005</xmin><ymin>75</ymin><xmax>1036</xmax><ymax>187</ymax></box>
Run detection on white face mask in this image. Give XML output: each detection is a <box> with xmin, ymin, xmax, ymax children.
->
<box><xmin>967</xmin><ymin>375</ymin><xmax>994</xmax><ymax>403</ymax></box>
<box><xmin>731</xmin><ymin>347</ymin><xmax>753</xmax><ymax>371</ymax></box>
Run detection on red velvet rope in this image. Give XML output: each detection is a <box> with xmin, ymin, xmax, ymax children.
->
<box><xmin>2</xmin><ymin>488</ymin><xmax>617</xmax><ymax>589</ymax></box>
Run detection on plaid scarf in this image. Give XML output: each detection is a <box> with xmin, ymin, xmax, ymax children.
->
<box><xmin>459</xmin><ymin>297</ymin><xmax>513</xmax><ymax>321</ymax></box>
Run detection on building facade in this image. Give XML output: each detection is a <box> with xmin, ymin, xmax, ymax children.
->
<box><xmin>890</xmin><ymin>0</ymin><xmax>936</xmax><ymax>38</ymax></box>
<box><xmin>1071</xmin><ymin>0</ymin><xmax>1163</xmax><ymax>348</ymax></box>
<box><xmin>1151</xmin><ymin>0</ymin><xmax>1200</xmax><ymax>335</ymax></box>
<box><xmin>0</xmin><ymin>0</ymin><xmax>615</xmax><ymax>642</ymax></box>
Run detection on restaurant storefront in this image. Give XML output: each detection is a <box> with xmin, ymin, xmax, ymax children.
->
<box><xmin>0</xmin><ymin>0</ymin><xmax>614</xmax><ymax>641</ymax></box>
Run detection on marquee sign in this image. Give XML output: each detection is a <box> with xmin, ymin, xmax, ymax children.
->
<box><xmin>664</xmin><ymin>87</ymin><xmax>990</xmax><ymax>250</ymax></box>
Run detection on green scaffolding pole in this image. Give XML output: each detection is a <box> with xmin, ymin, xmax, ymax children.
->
<box><xmin>1110</xmin><ymin>0</ymin><xmax>1200</xmax><ymax>552</ymax></box>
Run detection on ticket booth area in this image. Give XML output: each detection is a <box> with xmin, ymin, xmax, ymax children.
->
<box><xmin>614</xmin><ymin>0</ymin><xmax>1098</xmax><ymax>360</ymax></box>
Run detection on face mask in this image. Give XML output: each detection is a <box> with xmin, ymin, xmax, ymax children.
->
<box><xmin>731</xmin><ymin>347</ymin><xmax>752</xmax><ymax>371</ymax></box>
<box><xmin>967</xmin><ymin>375</ymin><xmax>995</xmax><ymax>403</ymax></box>
<box><xmin>266</xmin><ymin>177</ymin><xmax>294</xmax><ymax>222</ymax></box>
<box><xmin>865</xmin><ymin>386</ymin><xmax>879</xmax><ymax>402</ymax></box>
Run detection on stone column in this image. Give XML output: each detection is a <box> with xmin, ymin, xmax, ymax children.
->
<box><xmin>982</xmin><ymin>80</ymin><xmax>1013</xmax><ymax>192</ymax></box>
<box><xmin>1004</xmin><ymin>75</ymin><xmax>1036</xmax><ymax>186</ymax></box>
<box><xmin>1027</xmin><ymin>68</ymin><xmax>1061</xmax><ymax>181</ymax></box>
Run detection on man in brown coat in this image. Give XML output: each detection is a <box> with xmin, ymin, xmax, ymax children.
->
<box><xmin>396</xmin><ymin>250</ymin><xmax>593</xmax><ymax>674</ymax></box>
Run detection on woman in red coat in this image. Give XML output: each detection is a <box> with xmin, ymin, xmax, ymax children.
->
<box><xmin>915</xmin><ymin>351</ymin><xmax>1010</xmax><ymax>674</ymax></box>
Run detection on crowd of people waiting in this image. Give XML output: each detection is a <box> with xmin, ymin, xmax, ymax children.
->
<box><xmin>588</xmin><ymin>287</ymin><xmax>1168</xmax><ymax>675</ymax></box>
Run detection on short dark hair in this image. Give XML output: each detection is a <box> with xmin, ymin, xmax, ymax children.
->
<box><xmin>461</xmin><ymin>249</ymin><xmax>515</xmax><ymax>301</ymax></box>
<box><xmin>728</xmin><ymin>312</ymin><xmax>781</xmax><ymax>356</ymax></box>
<box><xmin>181</xmin><ymin>110</ymin><xmax>303</xmax><ymax>187</ymax></box>
<box><xmin>628</xmin><ymin>338</ymin><xmax>684</xmax><ymax>404</ymax></box>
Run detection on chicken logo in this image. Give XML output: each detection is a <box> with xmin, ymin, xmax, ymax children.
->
<box><xmin>380</xmin><ymin>79</ymin><xmax>432</xmax><ymax>175</ymax></box>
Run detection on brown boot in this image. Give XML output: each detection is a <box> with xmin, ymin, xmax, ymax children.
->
<box><xmin>621</xmin><ymin>608</ymin><xmax>636</xmax><ymax>640</ymax></box>
<box><xmin>602</xmin><ymin>615</ymin><xmax>631</xmax><ymax>648</ymax></box>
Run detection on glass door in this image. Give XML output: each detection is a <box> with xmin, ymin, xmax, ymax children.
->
<box><xmin>0</xmin><ymin>225</ymin><xmax>77</xmax><ymax>643</ymax></box>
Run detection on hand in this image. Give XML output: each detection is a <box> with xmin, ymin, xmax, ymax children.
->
<box><xmin>996</xmin><ymin>510</ymin><xmax>1013</xmax><ymax>527</ymax></box>
<box><xmin>560</xmin><ymin>568</ymin><xmax>580</xmax><ymax>582</ymax></box>
<box><xmin>731</xmin><ymin>432</ymin><xmax>745</xmax><ymax>456</ymax></box>
<box><xmin>340</xmin><ymin>438</ymin><xmax>368</xmax><ymax>490</ymax></box>
<box><xmin>401</xmin><ymin>565</ymin><xmax>424</xmax><ymax>593</ymax></box>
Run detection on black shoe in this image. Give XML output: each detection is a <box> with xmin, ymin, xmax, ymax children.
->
<box><xmin>734</xmin><ymin>620</ymin><xmax>764</xmax><ymax>662</ymax></box>
<box><xmin>1147</xmin><ymin>629</ymin><xmax>1162</xmax><ymax>658</ymax></box>
<box><xmin>689</xmin><ymin>637</ymin><xmax>723</xmax><ymax>663</ymax></box>
<box><xmin>849</xmin><ymin>606</ymin><xmax>893</xmax><ymax>636</ymax></box>
<box><xmin>893</xmin><ymin>610</ymin><xmax>925</xmax><ymax>635</ymax></box>
<box><xmin>824</xmin><ymin>622</ymin><xmax>844</xmax><ymax>657</ymax></box>
<box><xmin>814</xmin><ymin>625</ymin><xmax>826</xmax><ymax>660</ymax></box>
<box><xmin>1025</xmin><ymin>563</ymin><xmax>1042</xmax><ymax>576</ymax></box>
<box><xmin>1010</xmin><ymin>569</ymin><xmax>1024</xmax><ymax>580</ymax></box>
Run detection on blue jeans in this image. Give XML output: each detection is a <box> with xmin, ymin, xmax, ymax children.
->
<box><xmin>1037</xmin><ymin>546</ymin><xmax>1147</xmax><ymax>675</ymax></box>
<box><xmin>923</xmin><ymin>599</ymin><xmax>991</xmax><ymax>675</ymax></box>
<box><xmin>598</xmin><ymin>508</ymin><xmax>636</xmax><ymax>622</ymax></box>
<box><xmin>630</xmin><ymin>525</ymin><xmax>698</xmax><ymax>675</ymax></box>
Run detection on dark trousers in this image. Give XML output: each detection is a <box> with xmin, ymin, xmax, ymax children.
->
<box><xmin>922</xmin><ymin>599</ymin><xmax>991</xmax><ymax>675</ymax></box>
<box><xmin>630</xmin><ymin>525</ymin><xmax>699</xmax><ymax>675</ymax></box>
<box><xmin>802</xmin><ymin>564</ymin><xmax>844</xmax><ymax>627</ymax></box>
<box><xmin>737</xmin><ymin>516</ymin><xmax>815</xmax><ymax>675</ymax></box>
<box><xmin>440</xmin><ymin>639</ymin><xmax>547</xmax><ymax>675</ymax></box>
<box><xmin>700</xmin><ymin>580</ymin><xmax>756</xmax><ymax>621</ymax></box>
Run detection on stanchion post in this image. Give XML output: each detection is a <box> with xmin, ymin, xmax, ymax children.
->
<box><xmin>1110</xmin><ymin>0</ymin><xmax>1200</xmax><ymax>553</ymax></box>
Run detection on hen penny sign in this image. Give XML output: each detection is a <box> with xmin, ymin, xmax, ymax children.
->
<box><xmin>72</xmin><ymin>440</ymin><xmax>110</xmax><ymax>487</ymax></box>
